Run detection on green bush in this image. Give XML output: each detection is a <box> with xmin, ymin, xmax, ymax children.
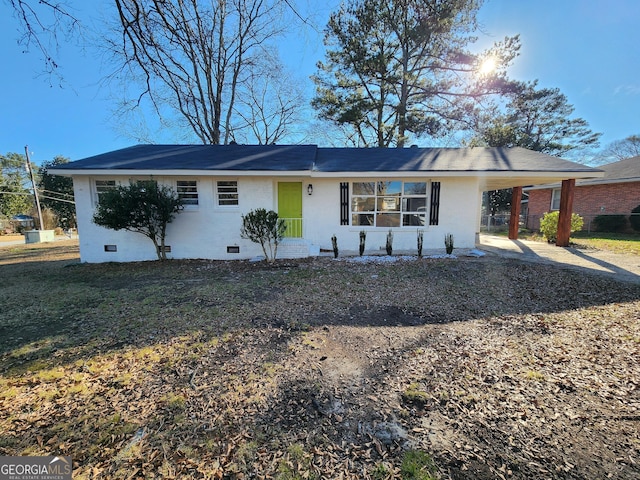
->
<box><xmin>593</xmin><ymin>214</ymin><xmax>627</xmax><ymax>232</ymax></box>
<box><xmin>539</xmin><ymin>211</ymin><xmax>583</xmax><ymax>242</ymax></box>
<box><xmin>240</xmin><ymin>208</ymin><xmax>286</xmax><ymax>262</ymax></box>
<box><xmin>631</xmin><ymin>205</ymin><xmax>640</xmax><ymax>232</ymax></box>
<box><xmin>92</xmin><ymin>180</ymin><xmax>184</xmax><ymax>260</ymax></box>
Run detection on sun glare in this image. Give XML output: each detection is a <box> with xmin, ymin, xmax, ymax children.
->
<box><xmin>478</xmin><ymin>56</ymin><xmax>497</xmax><ymax>76</ymax></box>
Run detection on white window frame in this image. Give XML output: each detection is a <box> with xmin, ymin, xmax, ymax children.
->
<box><xmin>176</xmin><ymin>180</ymin><xmax>199</xmax><ymax>209</ymax></box>
<box><xmin>216</xmin><ymin>180</ymin><xmax>239</xmax><ymax>207</ymax></box>
<box><xmin>93</xmin><ymin>179</ymin><xmax>117</xmax><ymax>205</ymax></box>
<box><xmin>551</xmin><ymin>188</ymin><xmax>561</xmax><ymax>211</ymax></box>
<box><xmin>350</xmin><ymin>180</ymin><xmax>428</xmax><ymax>228</ymax></box>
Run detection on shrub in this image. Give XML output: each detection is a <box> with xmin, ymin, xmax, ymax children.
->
<box><xmin>593</xmin><ymin>214</ymin><xmax>627</xmax><ymax>233</ymax></box>
<box><xmin>631</xmin><ymin>204</ymin><xmax>640</xmax><ymax>232</ymax></box>
<box><xmin>539</xmin><ymin>211</ymin><xmax>584</xmax><ymax>242</ymax></box>
<box><xmin>444</xmin><ymin>233</ymin><xmax>454</xmax><ymax>254</ymax></box>
<box><xmin>417</xmin><ymin>230</ymin><xmax>424</xmax><ymax>258</ymax></box>
<box><xmin>359</xmin><ymin>230</ymin><xmax>366</xmax><ymax>256</ymax></box>
<box><xmin>386</xmin><ymin>230</ymin><xmax>393</xmax><ymax>255</ymax></box>
<box><xmin>92</xmin><ymin>180</ymin><xmax>184</xmax><ymax>260</ymax></box>
<box><xmin>331</xmin><ymin>234</ymin><xmax>338</xmax><ymax>258</ymax></box>
<box><xmin>240</xmin><ymin>208</ymin><xmax>286</xmax><ymax>263</ymax></box>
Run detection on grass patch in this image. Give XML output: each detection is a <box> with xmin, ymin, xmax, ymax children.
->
<box><xmin>571</xmin><ymin>231</ymin><xmax>640</xmax><ymax>255</ymax></box>
<box><xmin>400</xmin><ymin>450</ymin><xmax>437</xmax><ymax>480</ymax></box>
<box><xmin>162</xmin><ymin>392</ymin><xmax>187</xmax><ymax>411</ymax></box>
<box><xmin>524</xmin><ymin>370</ymin><xmax>546</xmax><ymax>381</ymax></box>
<box><xmin>510</xmin><ymin>230</ymin><xmax>640</xmax><ymax>255</ymax></box>
<box><xmin>401</xmin><ymin>382</ymin><xmax>430</xmax><ymax>408</ymax></box>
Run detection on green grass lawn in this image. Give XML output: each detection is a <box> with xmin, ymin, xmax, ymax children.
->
<box><xmin>570</xmin><ymin>231</ymin><xmax>640</xmax><ymax>255</ymax></box>
<box><xmin>491</xmin><ymin>229</ymin><xmax>640</xmax><ymax>255</ymax></box>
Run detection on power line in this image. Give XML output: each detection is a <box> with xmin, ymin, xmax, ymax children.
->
<box><xmin>0</xmin><ymin>191</ymin><xmax>32</xmax><ymax>196</ymax></box>
<box><xmin>39</xmin><ymin>194</ymin><xmax>75</xmax><ymax>204</ymax></box>
<box><xmin>40</xmin><ymin>189</ymin><xmax>74</xmax><ymax>198</ymax></box>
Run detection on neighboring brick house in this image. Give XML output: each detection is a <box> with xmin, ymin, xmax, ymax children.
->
<box><xmin>525</xmin><ymin>156</ymin><xmax>640</xmax><ymax>231</ymax></box>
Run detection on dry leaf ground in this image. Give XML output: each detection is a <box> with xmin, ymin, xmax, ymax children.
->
<box><xmin>0</xmin><ymin>239</ymin><xmax>639</xmax><ymax>479</ymax></box>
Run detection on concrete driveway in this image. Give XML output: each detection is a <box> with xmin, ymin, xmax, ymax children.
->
<box><xmin>478</xmin><ymin>234</ymin><xmax>640</xmax><ymax>284</ymax></box>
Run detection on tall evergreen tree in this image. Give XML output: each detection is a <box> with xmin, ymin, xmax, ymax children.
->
<box><xmin>468</xmin><ymin>81</ymin><xmax>601</xmax><ymax>215</ymax></box>
<box><xmin>38</xmin><ymin>156</ymin><xmax>76</xmax><ymax>228</ymax></box>
<box><xmin>312</xmin><ymin>0</ymin><xmax>519</xmax><ymax>147</ymax></box>
<box><xmin>469</xmin><ymin>80</ymin><xmax>601</xmax><ymax>157</ymax></box>
<box><xmin>0</xmin><ymin>152</ymin><xmax>32</xmax><ymax>219</ymax></box>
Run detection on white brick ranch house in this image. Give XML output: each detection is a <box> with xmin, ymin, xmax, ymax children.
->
<box><xmin>50</xmin><ymin>144</ymin><xmax>602</xmax><ymax>263</ymax></box>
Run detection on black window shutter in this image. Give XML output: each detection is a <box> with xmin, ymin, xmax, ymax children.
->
<box><xmin>340</xmin><ymin>182</ymin><xmax>349</xmax><ymax>225</ymax></box>
<box><xmin>429</xmin><ymin>181</ymin><xmax>441</xmax><ymax>226</ymax></box>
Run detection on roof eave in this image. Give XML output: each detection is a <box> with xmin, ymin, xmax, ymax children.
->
<box><xmin>48</xmin><ymin>169</ymin><xmax>314</xmax><ymax>177</ymax></box>
<box><xmin>525</xmin><ymin>175</ymin><xmax>639</xmax><ymax>191</ymax></box>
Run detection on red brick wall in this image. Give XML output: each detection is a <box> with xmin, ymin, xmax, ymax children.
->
<box><xmin>526</xmin><ymin>181</ymin><xmax>640</xmax><ymax>230</ymax></box>
<box><xmin>526</xmin><ymin>189</ymin><xmax>552</xmax><ymax>229</ymax></box>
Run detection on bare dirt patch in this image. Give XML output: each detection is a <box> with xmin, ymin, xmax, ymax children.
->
<box><xmin>0</xmin><ymin>242</ymin><xmax>639</xmax><ymax>479</ymax></box>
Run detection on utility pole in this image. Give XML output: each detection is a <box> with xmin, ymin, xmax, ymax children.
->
<box><xmin>24</xmin><ymin>145</ymin><xmax>44</xmax><ymax>230</ymax></box>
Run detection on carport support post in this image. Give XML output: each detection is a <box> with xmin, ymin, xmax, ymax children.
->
<box><xmin>556</xmin><ymin>179</ymin><xmax>575</xmax><ymax>247</ymax></box>
<box><xmin>508</xmin><ymin>186</ymin><xmax>522</xmax><ymax>240</ymax></box>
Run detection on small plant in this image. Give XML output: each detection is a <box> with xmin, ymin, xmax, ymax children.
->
<box><xmin>525</xmin><ymin>370</ymin><xmax>546</xmax><ymax>382</ymax></box>
<box><xmin>371</xmin><ymin>462</ymin><xmax>391</xmax><ymax>480</ymax></box>
<box><xmin>162</xmin><ymin>392</ymin><xmax>187</xmax><ymax>411</ymax></box>
<box><xmin>386</xmin><ymin>229</ymin><xmax>393</xmax><ymax>255</ymax></box>
<box><xmin>400</xmin><ymin>450</ymin><xmax>437</xmax><ymax>480</ymax></box>
<box><xmin>401</xmin><ymin>382</ymin><xmax>429</xmax><ymax>408</ymax></box>
<box><xmin>359</xmin><ymin>230</ymin><xmax>367</xmax><ymax>256</ymax></box>
<box><xmin>630</xmin><ymin>204</ymin><xmax>640</xmax><ymax>231</ymax></box>
<box><xmin>539</xmin><ymin>211</ymin><xmax>584</xmax><ymax>243</ymax></box>
<box><xmin>417</xmin><ymin>230</ymin><xmax>424</xmax><ymax>258</ymax></box>
<box><xmin>444</xmin><ymin>233</ymin><xmax>454</xmax><ymax>254</ymax></box>
<box><xmin>277</xmin><ymin>443</ymin><xmax>311</xmax><ymax>479</ymax></box>
<box><xmin>331</xmin><ymin>234</ymin><xmax>338</xmax><ymax>258</ymax></box>
<box><xmin>240</xmin><ymin>208</ymin><xmax>286</xmax><ymax>262</ymax></box>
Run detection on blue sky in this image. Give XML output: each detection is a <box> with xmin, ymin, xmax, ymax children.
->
<box><xmin>0</xmin><ymin>0</ymin><xmax>638</xmax><ymax>165</ymax></box>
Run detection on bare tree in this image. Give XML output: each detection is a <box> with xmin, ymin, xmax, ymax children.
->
<box><xmin>229</xmin><ymin>54</ymin><xmax>307</xmax><ymax>144</ymax></box>
<box><xmin>5</xmin><ymin>0</ymin><xmax>81</xmax><ymax>80</ymax></box>
<box><xmin>110</xmin><ymin>0</ymin><xmax>289</xmax><ymax>145</ymax></box>
<box><xmin>597</xmin><ymin>134</ymin><xmax>640</xmax><ymax>163</ymax></box>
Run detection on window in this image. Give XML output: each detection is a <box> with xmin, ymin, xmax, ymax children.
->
<box><xmin>217</xmin><ymin>181</ymin><xmax>238</xmax><ymax>206</ymax></box>
<box><xmin>351</xmin><ymin>181</ymin><xmax>427</xmax><ymax>227</ymax></box>
<box><xmin>551</xmin><ymin>188</ymin><xmax>561</xmax><ymax>210</ymax></box>
<box><xmin>95</xmin><ymin>180</ymin><xmax>116</xmax><ymax>203</ymax></box>
<box><xmin>177</xmin><ymin>180</ymin><xmax>198</xmax><ymax>206</ymax></box>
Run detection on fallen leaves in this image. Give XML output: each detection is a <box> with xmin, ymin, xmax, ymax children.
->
<box><xmin>1</xmin><ymin>251</ymin><xmax>640</xmax><ymax>478</ymax></box>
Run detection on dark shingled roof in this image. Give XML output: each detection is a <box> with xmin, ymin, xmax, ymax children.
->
<box><xmin>53</xmin><ymin>144</ymin><xmax>318</xmax><ymax>171</ymax></box>
<box><xmin>51</xmin><ymin>144</ymin><xmax>601</xmax><ymax>175</ymax></box>
<box><xmin>578</xmin><ymin>155</ymin><xmax>640</xmax><ymax>185</ymax></box>
<box><xmin>314</xmin><ymin>147</ymin><xmax>597</xmax><ymax>172</ymax></box>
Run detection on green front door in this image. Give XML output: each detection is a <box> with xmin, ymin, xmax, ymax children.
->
<box><xmin>278</xmin><ymin>182</ymin><xmax>302</xmax><ymax>238</ymax></box>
